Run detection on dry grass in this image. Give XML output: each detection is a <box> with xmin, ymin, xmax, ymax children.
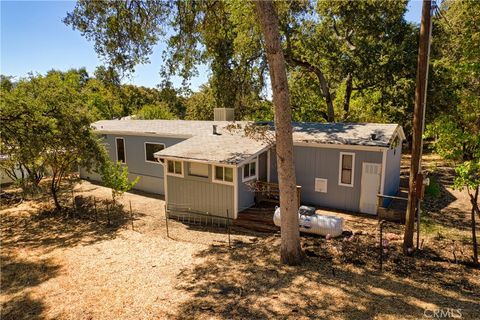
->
<box><xmin>1</xmin><ymin>172</ymin><xmax>479</xmax><ymax>319</ymax></box>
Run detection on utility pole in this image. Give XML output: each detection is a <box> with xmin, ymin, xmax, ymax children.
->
<box><xmin>404</xmin><ymin>0</ymin><xmax>433</xmax><ymax>254</ymax></box>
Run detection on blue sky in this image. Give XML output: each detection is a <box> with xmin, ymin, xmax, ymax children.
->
<box><xmin>1</xmin><ymin>0</ymin><xmax>423</xmax><ymax>91</ymax></box>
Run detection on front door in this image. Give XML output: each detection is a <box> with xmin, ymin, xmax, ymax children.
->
<box><xmin>359</xmin><ymin>163</ymin><xmax>381</xmax><ymax>215</ymax></box>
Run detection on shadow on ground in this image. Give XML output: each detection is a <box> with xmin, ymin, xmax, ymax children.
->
<box><xmin>174</xmin><ymin>237</ymin><xmax>480</xmax><ymax>319</ymax></box>
<box><xmin>1</xmin><ymin>198</ymin><xmax>135</xmax><ymax>253</ymax></box>
<box><xmin>1</xmin><ymin>254</ymin><xmax>60</xmax><ymax>320</ymax></box>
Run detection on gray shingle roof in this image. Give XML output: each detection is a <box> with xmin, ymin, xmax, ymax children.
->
<box><xmin>92</xmin><ymin>120</ymin><xmax>244</xmax><ymax>138</ymax></box>
<box><xmin>155</xmin><ymin>134</ymin><xmax>269</xmax><ymax>165</ymax></box>
<box><xmin>291</xmin><ymin>122</ymin><xmax>403</xmax><ymax>147</ymax></box>
<box><xmin>91</xmin><ymin>120</ymin><xmax>404</xmax><ymax>164</ymax></box>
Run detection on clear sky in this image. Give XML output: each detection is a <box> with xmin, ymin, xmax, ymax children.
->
<box><xmin>1</xmin><ymin>0</ymin><xmax>423</xmax><ymax>91</ymax></box>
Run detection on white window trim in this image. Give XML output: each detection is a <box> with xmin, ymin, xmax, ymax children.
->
<box><xmin>144</xmin><ymin>142</ymin><xmax>166</xmax><ymax>164</ymax></box>
<box><xmin>115</xmin><ymin>137</ymin><xmax>126</xmax><ymax>164</ymax></box>
<box><xmin>166</xmin><ymin>160</ymin><xmax>184</xmax><ymax>178</ymax></box>
<box><xmin>338</xmin><ymin>152</ymin><xmax>355</xmax><ymax>187</ymax></box>
<box><xmin>242</xmin><ymin>158</ymin><xmax>258</xmax><ymax>182</ymax></box>
<box><xmin>212</xmin><ymin>165</ymin><xmax>235</xmax><ymax>186</ymax></box>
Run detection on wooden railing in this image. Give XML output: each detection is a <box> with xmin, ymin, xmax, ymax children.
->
<box><xmin>254</xmin><ymin>181</ymin><xmax>302</xmax><ymax>207</ymax></box>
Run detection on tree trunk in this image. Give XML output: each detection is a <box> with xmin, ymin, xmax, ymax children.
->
<box><xmin>255</xmin><ymin>0</ymin><xmax>303</xmax><ymax>265</ymax></box>
<box><xmin>343</xmin><ymin>73</ymin><xmax>353</xmax><ymax>120</ymax></box>
<box><xmin>51</xmin><ymin>177</ymin><xmax>62</xmax><ymax>211</ymax></box>
<box><xmin>315</xmin><ymin>70</ymin><xmax>335</xmax><ymax>122</ymax></box>
<box><xmin>470</xmin><ymin>186</ymin><xmax>479</xmax><ymax>265</ymax></box>
<box><xmin>404</xmin><ymin>0</ymin><xmax>432</xmax><ymax>254</ymax></box>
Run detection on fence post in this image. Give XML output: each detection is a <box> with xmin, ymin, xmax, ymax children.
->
<box><xmin>379</xmin><ymin>220</ymin><xmax>385</xmax><ymax>272</ymax></box>
<box><xmin>107</xmin><ymin>203</ymin><xmax>111</xmax><ymax>226</ymax></box>
<box><xmin>226</xmin><ymin>209</ymin><xmax>231</xmax><ymax>248</ymax></box>
<box><xmin>129</xmin><ymin>200</ymin><xmax>134</xmax><ymax>231</ymax></box>
<box><xmin>72</xmin><ymin>190</ymin><xmax>76</xmax><ymax>217</ymax></box>
<box><xmin>165</xmin><ymin>203</ymin><xmax>169</xmax><ymax>238</ymax></box>
<box><xmin>94</xmin><ymin>197</ymin><xmax>98</xmax><ymax>222</ymax></box>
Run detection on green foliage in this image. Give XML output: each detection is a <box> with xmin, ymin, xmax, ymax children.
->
<box><xmin>426</xmin><ymin>0</ymin><xmax>480</xmax><ymax>162</ymax></box>
<box><xmin>0</xmin><ymin>69</ymin><xmax>106</xmax><ymax>207</ymax></box>
<box><xmin>136</xmin><ymin>102</ymin><xmax>176</xmax><ymax>120</ymax></box>
<box><xmin>453</xmin><ymin>161</ymin><xmax>480</xmax><ymax>192</ymax></box>
<box><xmin>99</xmin><ymin>160</ymin><xmax>139</xmax><ymax>201</ymax></box>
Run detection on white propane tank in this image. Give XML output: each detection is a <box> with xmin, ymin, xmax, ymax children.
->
<box><xmin>273</xmin><ymin>207</ymin><xmax>344</xmax><ymax>237</ymax></box>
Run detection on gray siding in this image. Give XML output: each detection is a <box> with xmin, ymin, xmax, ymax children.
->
<box><xmin>80</xmin><ymin>133</ymin><xmax>185</xmax><ymax>195</ymax></box>
<box><xmin>237</xmin><ymin>166</ymin><xmax>255</xmax><ymax>212</ymax></box>
<box><xmin>237</xmin><ymin>151</ymin><xmax>269</xmax><ymax>212</ymax></box>
<box><xmin>383</xmin><ymin>142</ymin><xmax>402</xmax><ymax>202</ymax></box>
<box><xmin>167</xmin><ymin>164</ymin><xmax>234</xmax><ymax>218</ymax></box>
<box><xmin>258</xmin><ymin>152</ymin><xmax>268</xmax><ymax>181</ymax></box>
<box><xmin>269</xmin><ymin>148</ymin><xmax>278</xmax><ymax>183</ymax></box>
<box><xmin>293</xmin><ymin>146</ymin><xmax>383</xmax><ymax>212</ymax></box>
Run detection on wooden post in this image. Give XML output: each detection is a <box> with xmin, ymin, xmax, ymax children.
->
<box><xmin>404</xmin><ymin>0</ymin><xmax>432</xmax><ymax>254</ymax></box>
<box><xmin>296</xmin><ymin>186</ymin><xmax>302</xmax><ymax>208</ymax></box>
<box><xmin>129</xmin><ymin>200</ymin><xmax>134</xmax><ymax>231</ymax></box>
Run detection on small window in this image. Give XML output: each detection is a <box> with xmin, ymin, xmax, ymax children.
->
<box><xmin>339</xmin><ymin>152</ymin><xmax>355</xmax><ymax>187</ymax></box>
<box><xmin>214</xmin><ymin>166</ymin><xmax>233</xmax><ymax>184</ymax></box>
<box><xmin>242</xmin><ymin>160</ymin><xmax>257</xmax><ymax>182</ymax></box>
<box><xmin>116</xmin><ymin>138</ymin><xmax>126</xmax><ymax>163</ymax></box>
<box><xmin>145</xmin><ymin>142</ymin><xmax>165</xmax><ymax>163</ymax></box>
<box><xmin>167</xmin><ymin>160</ymin><xmax>183</xmax><ymax>176</ymax></box>
<box><xmin>188</xmin><ymin>162</ymin><xmax>209</xmax><ymax>178</ymax></box>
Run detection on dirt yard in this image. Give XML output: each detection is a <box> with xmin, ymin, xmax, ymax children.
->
<box><xmin>1</xmin><ymin>167</ymin><xmax>479</xmax><ymax>319</ymax></box>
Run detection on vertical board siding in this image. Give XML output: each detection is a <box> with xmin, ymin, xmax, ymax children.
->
<box><xmin>269</xmin><ymin>148</ymin><xmax>279</xmax><ymax>183</ymax></box>
<box><xmin>258</xmin><ymin>152</ymin><xmax>268</xmax><ymax>181</ymax></box>
<box><xmin>293</xmin><ymin>146</ymin><xmax>383</xmax><ymax>212</ymax></box>
<box><xmin>384</xmin><ymin>142</ymin><xmax>402</xmax><ymax>199</ymax></box>
<box><xmin>167</xmin><ymin>174</ymin><xmax>234</xmax><ymax>218</ymax></box>
<box><xmin>237</xmin><ymin>151</ymin><xmax>269</xmax><ymax>212</ymax></box>
<box><xmin>237</xmin><ymin>167</ymin><xmax>255</xmax><ymax>212</ymax></box>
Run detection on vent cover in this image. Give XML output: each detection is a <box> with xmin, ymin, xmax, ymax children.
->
<box><xmin>315</xmin><ymin>178</ymin><xmax>328</xmax><ymax>193</ymax></box>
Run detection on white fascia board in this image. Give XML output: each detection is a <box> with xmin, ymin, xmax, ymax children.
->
<box><xmin>155</xmin><ymin>155</ymin><xmax>238</xmax><ymax>168</ymax></box>
<box><xmin>293</xmin><ymin>141</ymin><xmax>387</xmax><ymax>152</ymax></box>
<box><xmin>95</xmin><ymin>130</ymin><xmax>192</xmax><ymax>139</ymax></box>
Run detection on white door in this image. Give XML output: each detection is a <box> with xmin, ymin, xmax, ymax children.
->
<box><xmin>359</xmin><ymin>163</ymin><xmax>381</xmax><ymax>215</ymax></box>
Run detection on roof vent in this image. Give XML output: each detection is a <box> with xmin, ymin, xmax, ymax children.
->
<box><xmin>371</xmin><ymin>133</ymin><xmax>377</xmax><ymax>140</ymax></box>
<box><xmin>214</xmin><ymin>108</ymin><xmax>234</xmax><ymax>121</ymax></box>
<box><xmin>212</xmin><ymin>125</ymin><xmax>221</xmax><ymax>135</ymax></box>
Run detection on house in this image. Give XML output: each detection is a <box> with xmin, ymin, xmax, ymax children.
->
<box><xmin>81</xmin><ymin>109</ymin><xmax>405</xmax><ymax>220</ymax></box>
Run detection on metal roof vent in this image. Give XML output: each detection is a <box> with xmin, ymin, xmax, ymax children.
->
<box><xmin>212</xmin><ymin>125</ymin><xmax>221</xmax><ymax>135</ymax></box>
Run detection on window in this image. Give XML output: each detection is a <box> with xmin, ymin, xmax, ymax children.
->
<box><xmin>116</xmin><ymin>138</ymin><xmax>126</xmax><ymax>163</ymax></box>
<box><xmin>214</xmin><ymin>166</ymin><xmax>233</xmax><ymax>184</ymax></box>
<box><xmin>188</xmin><ymin>162</ymin><xmax>208</xmax><ymax>178</ymax></box>
<box><xmin>145</xmin><ymin>142</ymin><xmax>165</xmax><ymax>163</ymax></box>
<box><xmin>339</xmin><ymin>152</ymin><xmax>355</xmax><ymax>187</ymax></box>
<box><xmin>167</xmin><ymin>160</ymin><xmax>183</xmax><ymax>176</ymax></box>
<box><xmin>242</xmin><ymin>160</ymin><xmax>257</xmax><ymax>182</ymax></box>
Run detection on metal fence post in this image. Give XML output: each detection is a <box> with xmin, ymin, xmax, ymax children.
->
<box><xmin>227</xmin><ymin>209</ymin><xmax>231</xmax><ymax>248</ymax></box>
<box><xmin>129</xmin><ymin>200</ymin><xmax>134</xmax><ymax>231</ymax></box>
<box><xmin>165</xmin><ymin>203</ymin><xmax>169</xmax><ymax>238</ymax></box>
